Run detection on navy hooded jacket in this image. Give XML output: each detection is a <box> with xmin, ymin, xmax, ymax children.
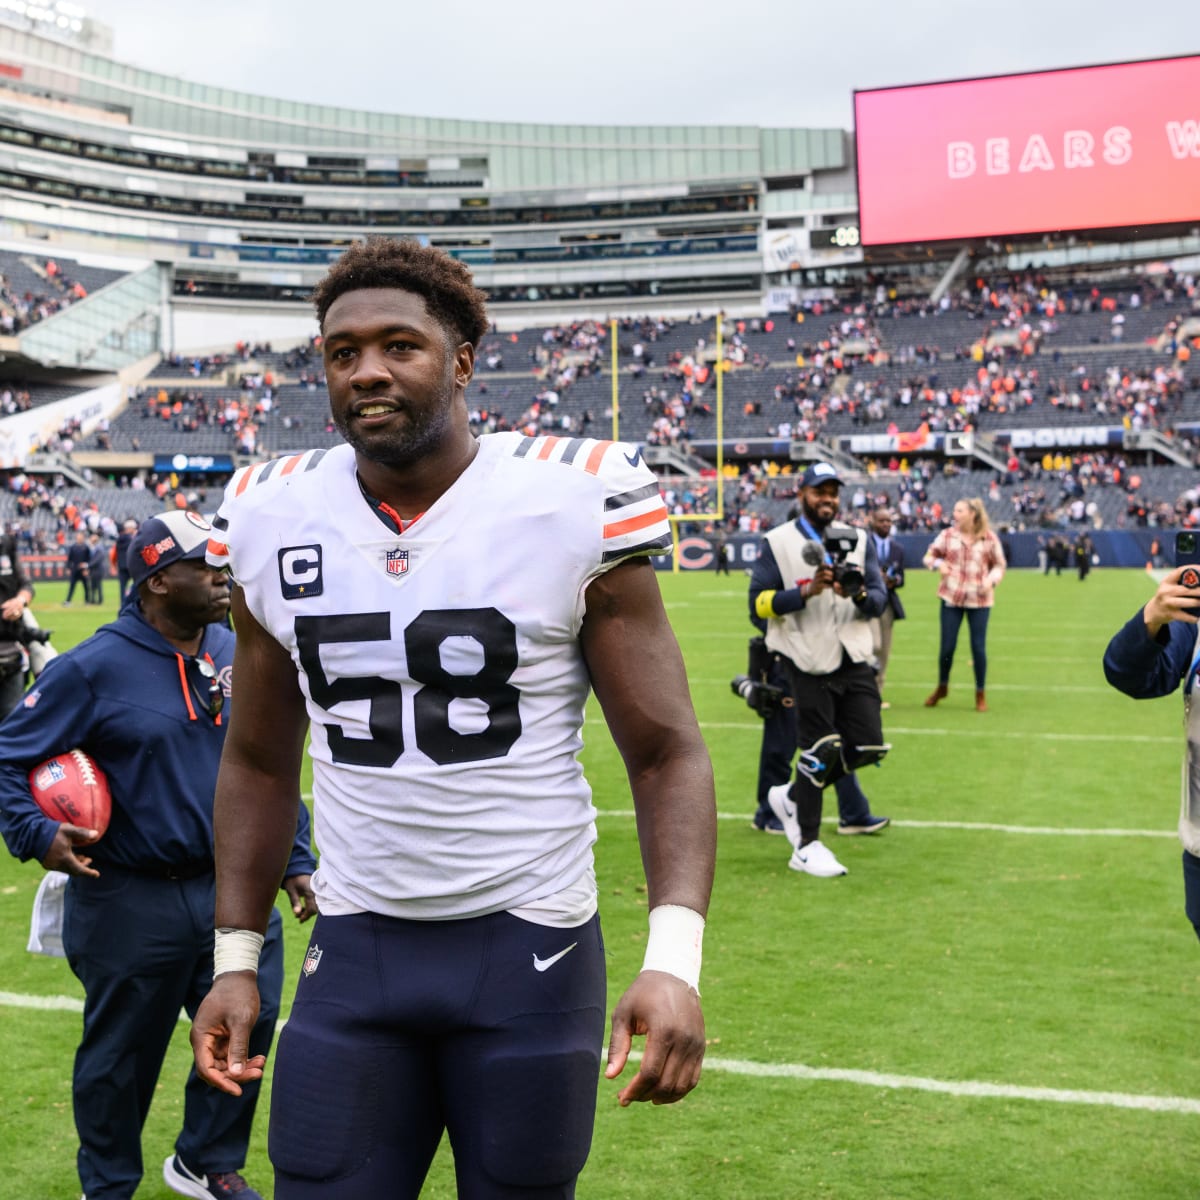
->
<box><xmin>0</xmin><ymin>600</ymin><xmax>314</xmax><ymax>876</ymax></box>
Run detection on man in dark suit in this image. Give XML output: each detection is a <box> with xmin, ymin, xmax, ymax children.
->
<box><xmin>85</xmin><ymin>532</ymin><xmax>107</xmax><ymax>606</ymax></box>
<box><xmin>115</xmin><ymin>518</ymin><xmax>138</xmax><ymax>600</ymax></box>
<box><xmin>63</xmin><ymin>530</ymin><xmax>89</xmax><ymax>606</ymax></box>
<box><xmin>868</xmin><ymin>507</ymin><xmax>905</xmax><ymax>708</ymax></box>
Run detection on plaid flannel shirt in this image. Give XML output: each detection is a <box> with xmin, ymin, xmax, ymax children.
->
<box><xmin>924</xmin><ymin>528</ymin><xmax>1005</xmax><ymax>608</ymax></box>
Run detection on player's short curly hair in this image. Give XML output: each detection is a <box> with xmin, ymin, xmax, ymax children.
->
<box><xmin>312</xmin><ymin>237</ymin><xmax>490</xmax><ymax>348</ymax></box>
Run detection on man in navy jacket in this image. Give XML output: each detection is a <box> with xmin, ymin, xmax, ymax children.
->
<box><xmin>1104</xmin><ymin>563</ymin><xmax>1200</xmax><ymax>942</ymax></box>
<box><xmin>867</xmin><ymin>506</ymin><xmax>905</xmax><ymax>706</ymax></box>
<box><xmin>0</xmin><ymin>510</ymin><xmax>317</xmax><ymax>1200</ymax></box>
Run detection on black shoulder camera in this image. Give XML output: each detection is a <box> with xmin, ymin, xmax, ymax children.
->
<box><xmin>822</xmin><ymin>525</ymin><xmax>864</xmax><ymax>595</ymax></box>
<box><xmin>730</xmin><ymin>636</ymin><xmax>786</xmax><ymax>718</ymax></box>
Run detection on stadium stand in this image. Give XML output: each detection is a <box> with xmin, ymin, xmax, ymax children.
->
<box><xmin>0</xmin><ymin>249</ymin><xmax>127</xmax><ymax>333</ymax></box>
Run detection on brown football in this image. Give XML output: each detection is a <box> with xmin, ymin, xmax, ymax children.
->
<box><xmin>28</xmin><ymin>748</ymin><xmax>112</xmax><ymax>837</ymax></box>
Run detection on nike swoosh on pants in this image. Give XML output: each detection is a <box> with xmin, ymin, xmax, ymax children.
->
<box><xmin>532</xmin><ymin>942</ymin><xmax>578</xmax><ymax>972</ymax></box>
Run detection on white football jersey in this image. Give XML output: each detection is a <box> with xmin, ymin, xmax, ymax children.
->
<box><xmin>211</xmin><ymin>434</ymin><xmax>670</xmax><ymax>921</ymax></box>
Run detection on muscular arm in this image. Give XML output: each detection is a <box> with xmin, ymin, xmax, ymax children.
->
<box><xmin>212</xmin><ymin>585</ymin><xmax>310</xmax><ymax>932</ymax></box>
<box><xmin>581</xmin><ymin>558</ymin><xmax>715</xmax><ymax>915</ymax></box>
<box><xmin>192</xmin><ymin>585</ymin><xmax>309</xmax><ymax>1094</ymax></box>
<box><xmin>581</xmin><ymin>558</ymin><xmax>715</xmax><ymax>1105</ymax></box>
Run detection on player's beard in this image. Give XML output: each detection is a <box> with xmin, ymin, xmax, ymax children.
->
<box><xmin>332</xmin><ymin>360</ymin><xmax>459</xmax><ymax>470</ymax></box>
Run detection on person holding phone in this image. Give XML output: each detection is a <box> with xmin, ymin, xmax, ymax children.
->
<box><xmin>1103</xmin><ymin>529</ymin><xmax>1200</xmax><ymax>942</ymax></box>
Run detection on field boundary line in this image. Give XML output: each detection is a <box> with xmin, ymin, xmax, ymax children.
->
<box><xmin>681</xmin><ymin>720</ymin><xmax>1176</xmax><ymax>743</ymax></box>
<box><xmin>594</xmin><ymin>810</ymin><xmax>1175</xmax><ymax>838</ymax></box>
<box><xmin>699</xmin><ymin>1055</ymin><xmax>1200</xmax><ymax>1114</ymax></box>
<box><xmin>4</xmin><ymin>990</ymin><xmax>1194</xmax><ymax>1114</ymax></box>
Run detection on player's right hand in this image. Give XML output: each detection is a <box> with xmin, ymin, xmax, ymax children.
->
<box><xmin>39</xmin><ymin>823</ymin><xmax>100</xmax><ymax>878</ymax></box>
<box><xmin>191</xmin><ymin>973</ymin><xmax>266</xmax><ymax>1096</ymax></box>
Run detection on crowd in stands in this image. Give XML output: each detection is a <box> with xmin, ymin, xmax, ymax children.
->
<box><xmin>3</xmin><ymin>264</ymin><xmax>1199</xmax><ymax>561</ymax></box>
<box><xmin>1</xmin><ymin>385</ymin><xmax>34</xmax><ymax>416</ymax></box>
<box><xmin>0</xmin><ymin>255</ymin><xmax>101</xmax><ymax>334</ymax></box>
<box><xmin>705</xmin><ymin>443</ymin><xmax>1200</xmax><ymax>539</ymax></box>
<box><xmin>2</xmin><ymin>469</ymin><xmax>219</xmax><ymax>563</ymax></box>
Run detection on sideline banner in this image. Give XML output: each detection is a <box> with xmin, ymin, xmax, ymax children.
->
<box><xmin>651</xmin><ymin>530</ymin><xmax>1167</xmax><ymax>571</ymax></box>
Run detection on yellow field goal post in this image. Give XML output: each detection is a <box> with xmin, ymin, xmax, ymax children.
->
<box><xmin>608</xmin><ymin>315</ymin><xmax>727</xmax><ymax>572</ymax></box>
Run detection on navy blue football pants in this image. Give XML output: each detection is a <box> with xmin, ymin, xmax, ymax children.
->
<box><xmin>270</xmin><ymin>909</ymin><xmax>607</xmax><ymax>1199</ymax></box>
<box><xmin>62</xmin><ymin>867</ymin><xmax>283</xmax><ymax>1200</ymax></box>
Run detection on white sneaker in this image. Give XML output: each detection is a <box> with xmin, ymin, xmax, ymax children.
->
<box><xmin>766</xmin><ymin>783</ymin><xmax>801</xmax><ymax>849</ymax></box>
<box><xmin>789</xmin><ymin>840</ymin><xmax>848</xmax><ymax>877</ymax></box>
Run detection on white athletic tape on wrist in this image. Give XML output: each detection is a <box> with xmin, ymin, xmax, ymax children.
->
<box><xmin>641</xmin><ymin>904</ymin><xmax>705</xmax><ymax>993</ymax></box>
<box><xmin>213</xmin><ymin>928</ymin><xmax>264</xmax><ymax>977</ymax></box>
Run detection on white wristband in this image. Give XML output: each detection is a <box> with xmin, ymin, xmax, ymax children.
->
<box><xmin>213</xmin><ymin>928</ymin><xmax>265</xmax><ymax>977</ymax></box>
<box><xmin>641</xmin><ymin>904</ymin><xmax>705</xmax><ymax>994</ymax></box>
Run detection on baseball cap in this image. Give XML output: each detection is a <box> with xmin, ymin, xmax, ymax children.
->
<box><xmin>800</xmin><ymin>462</ymin><xmax>844</xmax><ymax>488</ymax></box>
<box><xmin>127</xmin><ymin>510</ymin><xmax>215</xmax><ymax>586</ymax></box>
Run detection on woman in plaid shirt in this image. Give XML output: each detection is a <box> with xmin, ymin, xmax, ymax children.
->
<box><xmin>922</xmin><ymin>498</ymin><xmax>1007</xmax><ymax>712</ymax></box>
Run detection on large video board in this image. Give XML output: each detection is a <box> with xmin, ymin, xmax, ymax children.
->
<box><xmin>854</xmin><ymin>56</ymin><xmax>1200</xmax><ymax>245</ymax></box>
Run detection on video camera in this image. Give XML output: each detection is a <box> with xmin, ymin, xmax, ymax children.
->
<box><xmin>730</xmin><ymin>636</ymin><xmax>786</xmax><ymax>719</ymax></box>
<box><xmin>822</xmin><ymin>525</ymin><xmax>864</xmax><ymax>595</ymax></box>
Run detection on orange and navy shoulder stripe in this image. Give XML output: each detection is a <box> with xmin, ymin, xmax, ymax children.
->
<box><xmin>509</xmin><ymin>434</ymin><xmax>619</xmax><ymax>476</ymax></box>
<box><xmin>229</xmin><ymin>448</ymin><xmax>328</xmax><ymax>498</ymax></box>
<box><xmin>207</xmin><ymin>450</ymin><xmax>328</xmax><ymax>567</ymax></box>
<box><xmin>507</xmin><ymin>435</ymin><xmax>670</xmax><ymax>563</ymax></box>
<box><xmin>601</xmin><ymin>479</ymin><xmax>671</xmax><ymax>563</ymax></box>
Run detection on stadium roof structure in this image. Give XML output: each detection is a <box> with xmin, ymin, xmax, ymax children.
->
<box><xmin>0</xmin><ymin>19</ymin><xmax>875</xmax><ymax>324</ymax></box>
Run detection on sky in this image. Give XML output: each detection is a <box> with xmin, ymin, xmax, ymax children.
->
<box><xmin>82</xmin><ymin>0</ymin><xmax>1199</xmax><ymax>131</ymax></box>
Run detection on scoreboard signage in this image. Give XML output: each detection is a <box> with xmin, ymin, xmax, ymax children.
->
<box><xmin>854</xmin><ymin>56</ymin><xmax>1200</xmax><ymax>245</ymax></box>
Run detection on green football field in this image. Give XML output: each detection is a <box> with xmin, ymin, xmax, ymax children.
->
<box><xmin>3</xmin><ymin>566</ymin><xmax>1198</xmax><ymax>1198</ymax></box>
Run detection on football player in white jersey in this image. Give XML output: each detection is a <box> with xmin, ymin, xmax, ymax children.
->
<box><xmin>191</xmin><ymin>238</ymin><xmax>716</xmax><ymax>1199</ymax></box>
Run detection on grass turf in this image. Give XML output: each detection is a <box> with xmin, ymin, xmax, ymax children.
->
<box><xmin>3</xmin><ymin>566</ymin><xmax>1198</xmax><ymax>1197</ymax></box>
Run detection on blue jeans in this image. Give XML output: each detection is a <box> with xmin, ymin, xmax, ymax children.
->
<box><xmin>938</xmin><ymin>602</ymin><xmax>991</xmax><ymax>690</ymax></box>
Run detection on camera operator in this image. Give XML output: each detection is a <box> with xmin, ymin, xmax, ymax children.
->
<box><xmin>748</xmin><ymin>462</ymin><xmax>890</xmax><ymax>877</ymax></box>
<box><xmin>733</xmin><ymin>636</ymin><xmax>890</xmax><ymax>837</ymax></box>
<box><xmin>1104</xmin><ymin>561</ymin><xmax>1200</xmax><ymax>942</ymax></box>
<box><xmin>0</xmin><ymin>523</ymin><xmax>35</xmax><ymax>720</ymax></box>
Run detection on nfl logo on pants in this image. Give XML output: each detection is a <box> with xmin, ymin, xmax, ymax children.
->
<box><xmin>303</xmin><ymin>945</ymin><xmax>323</xmax><ymax>976</ymax></box>
<box><xmin>386</xmin><ymin>549</ymin><xmax>409</xmax><ymax>576</ymax></box>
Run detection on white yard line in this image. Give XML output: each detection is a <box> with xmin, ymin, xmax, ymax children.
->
<box><xmin>679</xmin><ymin>720</ymin><xmax>1176</xmax><ymax>743</ymax></box>
<box><xmin>3</xmin><ymin>990</ymin><xmax>1194</xmax><ymax>1115</ymax></box>
<box><xmin>697</xmin><ymin>1056</ymin><xmax>1200</xmax><ymax>1115</ymax></box>
<box><xmin>595</xmin><ymin>810</ymin><xmax>1176</xmax><ymax>837</ymax></box>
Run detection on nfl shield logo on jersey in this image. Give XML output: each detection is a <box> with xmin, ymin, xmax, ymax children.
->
<box><xmin>385</xmin><ymin>548</ymin><xmax>409</xmax><ymax>576</ymax></box>
<box><xmin>303</xmin><ymin>945</ymin><xmax>323</xmax><ymax>976</ymax></box>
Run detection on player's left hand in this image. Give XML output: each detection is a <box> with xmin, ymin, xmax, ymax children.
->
<box><xmin>192</xmin><ymin>972</ymin><xmax>266</xmax><ymax>1096</ymax></box>
<box><xmin>605</xmin><ymin>970</ymin><xmax>705</xmax><ymax>1106</ymax></box>
<box><xmin>282</xmin><ymin>873</ymin><xmax>318</xmax><ymax>922</ymax></box>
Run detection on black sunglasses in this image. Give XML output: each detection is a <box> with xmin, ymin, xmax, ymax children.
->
<box><xmin>189</xmin><ymin>656</ymin><xmax>224</xmax><ymax>719</ymax></box>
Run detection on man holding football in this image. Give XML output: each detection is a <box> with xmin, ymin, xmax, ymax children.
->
<box><xmin>191</xmin><ymin>238</ymin><xmax>717</xmax><ymax>1199</ymax></box>
<box><xmin>0</xmin><ymin>510</ymin><xmax>317</xmax><ymax>1200</ymax></box>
